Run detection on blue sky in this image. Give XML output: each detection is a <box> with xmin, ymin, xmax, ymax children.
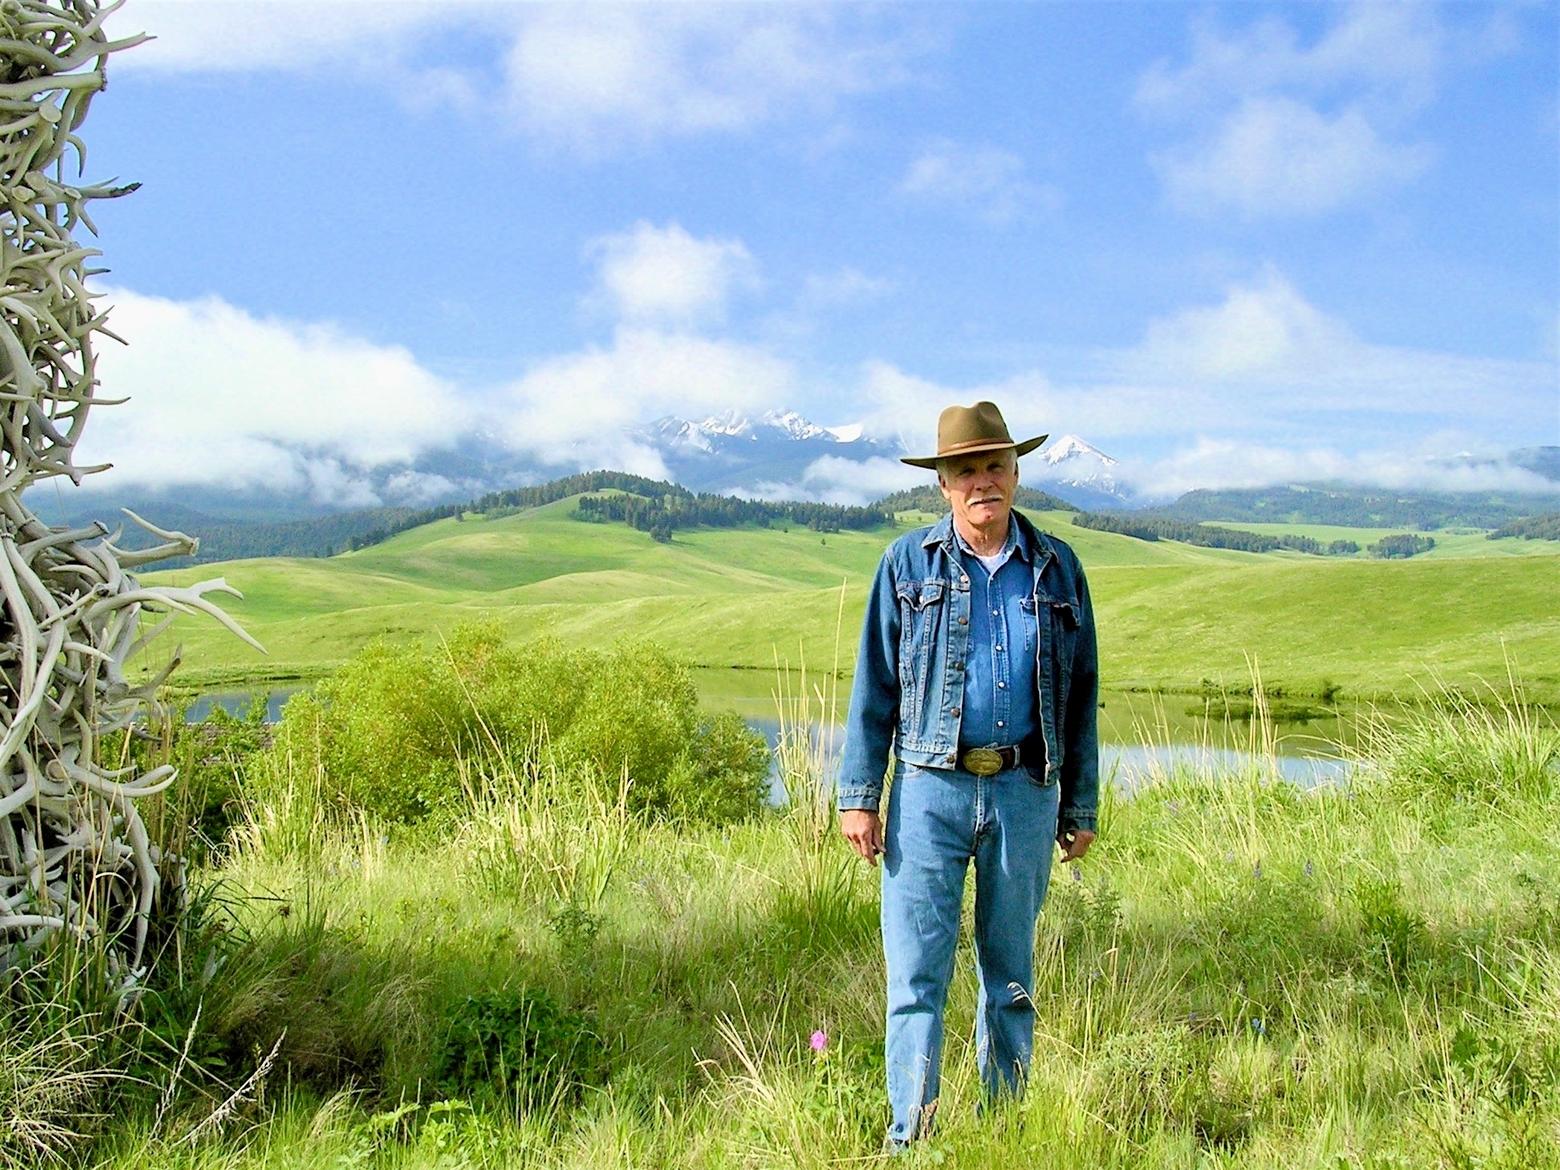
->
<box><xmin>62</xmin><ymin>1</ymin><xmax>1560</xmax><ymax>504</ymax></box>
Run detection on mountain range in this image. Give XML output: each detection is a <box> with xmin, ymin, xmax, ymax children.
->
<box><xmin>24</xmin><ymin>406</ymin><xmax>1558</xmax><ymax>541</ymax></box>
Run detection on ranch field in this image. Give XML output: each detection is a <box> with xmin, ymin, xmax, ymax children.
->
<box><xmin>142</xmin><ymin>498</ymin><xmax>1560</xmax><ymax>704</ymax></box>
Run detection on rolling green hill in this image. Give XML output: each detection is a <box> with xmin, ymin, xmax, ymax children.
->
<box><xmin>141</xmin><ymin>499</ymin><xmax>1560</xmax><ymax>702</ymax></box>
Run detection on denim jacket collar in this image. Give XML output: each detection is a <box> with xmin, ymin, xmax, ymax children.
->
<box><xmin>921</xmin><ymin>511</ymin><xmax>1052</xmax><ymax>578</ymax></box>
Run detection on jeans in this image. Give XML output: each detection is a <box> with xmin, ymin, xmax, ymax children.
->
<box><xmin>881</xmin><ymin>762</ymin><xmax>1061</xmax><ymax>1142</ymax></box>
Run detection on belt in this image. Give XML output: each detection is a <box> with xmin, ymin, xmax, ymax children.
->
<box><xmin>958</xmin><ymin>744</ymin><xmax>1023</xmax><ymax>776</ymax></box>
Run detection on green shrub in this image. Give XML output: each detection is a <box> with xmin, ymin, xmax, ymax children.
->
<box><xmin>432</xmin><ymin>988</ymin><xmax>608</xmax><ymax>1115</ymax></box>
<box><xmin>258</xmin><ymin>623</ymin><xmax>769</xmax><ymax>828</ymax></box>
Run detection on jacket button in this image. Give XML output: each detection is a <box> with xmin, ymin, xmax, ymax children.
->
<box><xmin>958</xmin><ymin>616</ymin><xmax>968</xmax><ymax>625</ymax></box>
<box><xmin>950</xmin><ymin>706</ymin><xmax>961</xmax><ymax>717</ymax></box>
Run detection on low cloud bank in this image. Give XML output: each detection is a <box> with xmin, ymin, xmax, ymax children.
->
<box><xmin>1124</xmin><ymin>439</ymin><xmax>1558</xmax><ymax>503</ymax></box>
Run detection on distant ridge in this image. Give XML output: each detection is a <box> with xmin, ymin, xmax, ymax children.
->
<box><xmin>32</xmin><ymin>471</ymin><xmax>898</xmax><ymax>564</ymax></box>
<box><xmin>1165</xmin><ymin>483</ymin><xmax>1560</xmax><ymax>529</ymax></box>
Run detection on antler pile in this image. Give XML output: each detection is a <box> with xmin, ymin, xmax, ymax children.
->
<box><xmin>0</xmin><ymin>0</ymin><xmax>259</xmax><ymax>988</ymax></box>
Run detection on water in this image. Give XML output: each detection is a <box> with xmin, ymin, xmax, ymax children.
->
<box><xmin>747</xmin><ymin>716</ymin><xmax>1350</xmax><ymax>805</ymax></box>
<box><xmin>181</xmin><ymin>688</ymin><xmax>300</xmax><ymax>723</ymax></box>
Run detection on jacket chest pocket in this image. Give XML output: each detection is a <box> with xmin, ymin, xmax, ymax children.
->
<box><xmin>1040</xmin><ymin>595</ymin><xmax>1080</xmax><ymax>673</ymax></box>
<box><xmin>1018</xmin><ymin>596</ymin><xmax>1039</xmax><ymax>657</ymax></box>
<box><xmin>897</xmin><ymin>579</ymin><xmax>949</xmax><ymax>687</ymax></box>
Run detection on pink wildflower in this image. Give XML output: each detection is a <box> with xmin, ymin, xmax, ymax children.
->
<box><xmin>810</xmin><ymin>1029</ymin><xmax>828</xmax><ymax>1053</ymax></box>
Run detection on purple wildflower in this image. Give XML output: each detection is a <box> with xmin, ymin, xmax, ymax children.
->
<box><xmin>810</xmin><ymin>1029</ymin><xmax>828</xmax><ymax>1053</ymax></box>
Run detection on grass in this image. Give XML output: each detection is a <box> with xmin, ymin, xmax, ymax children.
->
<box><xmin>140</xmin><ymin>501</ymin><xmax>1560</xmax><ymax>704</ymax></box>
<box><xmin>12</xmin><ymin>683</ymin><xmax>1556</xmax><ymax>1169</ymax></box>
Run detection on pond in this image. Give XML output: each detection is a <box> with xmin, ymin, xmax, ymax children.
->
<box><xmin>694</xmin><ymin>669</ymin><xmax>1362</xmax><ymax>802</ymax></box>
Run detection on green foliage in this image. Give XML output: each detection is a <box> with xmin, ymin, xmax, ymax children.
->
<box><xmin>575</xmin><ymin>487</ymin><xmax>890</xmax><ymax>536</ymax></box>
<box><xmin>1368</xmin><ymin>533</ymin><xmax>1436</xmax><ymax>558</ymax></box>
<box><xmin>29</xmin><ymin>496</ymin><xmax>426</xmax><ymax>566</ymax></box>
<box><xmin>1167</xmin><ymin>483</ymin><xmax>1559</xmax><ymax>529</ymax></box>
<box><xmin>23</xmin><ymin>692</ymin><xmax>1560</xmax><ymax>1167</ymax></box>
<box><xmin>1489</xmin><ymin>511</ymin><xmax>1560</xmax><ymax>541</ymax></box>
<box><xmin>259</xmin><ymin>623</ymin><xmax>770</xmax><ymax>827</ymax></box>
<box><xmin>432</xmin><ymin>989</ymin><xmax>608</xmax><ymax>1115</ymax></box>
<box><xmin>1074</xmin><ymin>511</ymin><xmax>1339</xmax><ymax>554</ymax></box>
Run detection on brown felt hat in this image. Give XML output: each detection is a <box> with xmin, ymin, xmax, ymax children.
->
<box><xmin>900</xmin><ymin>401</ymin><xmax>1048</xmax><ymax>469</ymax></box>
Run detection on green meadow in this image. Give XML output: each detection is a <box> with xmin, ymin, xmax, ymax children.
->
<box><xmin>145</xmin><ymin>498</ymin><xmax>1560</xmax><ymax>704</ymax></box>
<box><xmin>12</xmin><ymin>653</ymin><xmax>1558</xmax><ymax>1170</ymax></box>
<box><xmin>12</xmin><ymin>509</ymin><xmax>1559</xmax><ymax>1170</ymax></box>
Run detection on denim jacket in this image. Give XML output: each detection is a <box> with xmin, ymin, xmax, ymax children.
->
<box><xmin>837</xmin><ymin>510</ymin><xmax>1100</xmax><ymax>835</ymax></box>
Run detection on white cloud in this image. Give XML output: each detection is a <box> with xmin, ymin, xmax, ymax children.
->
<box><xmin>1132</xmin><ymin>437</ymin><xmax>1558</xmax><ymax>500</ymax></box>
<box><xmin>1121</xmin><ymin>271</ymin><xmax>1546</xmax><ymax>427</ymax></box>
<box><xmin>76</xmin><ymin>289</ymin><xmax>472</xmax><ymax>502</ymax></box>
<box><xmin>502</xmin><ymin>5</ymin><xmax>919</xmax><ymax>150</ymax></box>
<box><xmin>586</xmin><ymin>222</ymin><xmax>758</xmax><ymax>326</ymax></box>
<box><xmin>1155</xmin><ymin>96</ymin><xmax>1431</xmax><ymax>217</ymax></box>
<box><xmin>111</xmin><ymin>3</ymin><xmax>925</xmax><ymax>151</ymax></box>
<box><xmin>1136</xmin><ymin>5</ymin><xmax>1472</xmax><ymax>218</ymax></box>
<box><xmin>742</xmin><ymin>454</ymin><xmax>924</xmax><ymax>507</ymax></box>
<box><xmin>801</xmin><ymin>267</ymin><xmax>894</xmax><ymax>308</ymax></box>
<box><xmin>851</xmin><ymin>360</ymin><xmax>1182</xmax><ymax>449</ymax></box>
<box><xmin>841</xmin><ymin>272</ymin><xmax>1552</xmax><ymax>468</ymax></box>
<box><xmin>497</xmin><ymin>326</ymin><xmax>794</xmax><ymax>460</ymax></box>
<box><xmin>1136</xmin><ymin>5</ymin><xmax>1443</xmax><ymax>118</ymax></box>
<box><xmin>107</xmin><ymin>1</ymin><xmax>500</xmax><ymax>75</ymax></box>
<box><xmin>899</xmin><ymin>140</ymin><xmax>1059</xmax><ymax>224</ymax></box>
<box><xmin>1132</xmin><ymin>270</ymin><xmax>1349</xmax><ymax>381</ymax></box>
<box><xmin>383</xmin><ymin>470</ymin><xmax>462</xmax><ymax>506</ymax></box>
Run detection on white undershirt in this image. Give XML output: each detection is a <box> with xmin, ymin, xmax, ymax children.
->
<box><xmin>976</xmin><ymin>551</ymin><xmax>1005</xmax><ymax>575</ymax></box>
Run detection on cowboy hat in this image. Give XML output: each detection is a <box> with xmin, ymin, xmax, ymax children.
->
<box><xmin>900</xmin><ymin>400</ymin><xmax>1048</xmax><ymax>469</ymax></box>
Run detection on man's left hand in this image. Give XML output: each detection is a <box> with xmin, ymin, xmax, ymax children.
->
<box><xmin>1057</xmin><ymin>828</ymin><xmax>1095</xmax><ymax>863</ymax></box>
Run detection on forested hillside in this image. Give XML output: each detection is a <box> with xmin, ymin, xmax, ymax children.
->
<box><xmin>1166</xmin><ymin>484</ymin><xmax>1558</xmax><ymax>528</ymax></box>
<box><xmin>1488</xmin><ymin>512</ymin><xmax>1560</xmax><ymax>541</ymax></box>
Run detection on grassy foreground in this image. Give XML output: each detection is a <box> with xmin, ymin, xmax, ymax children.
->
<box><xmin>142</xmin><ymin>499</ymin><xmax>1560</xmax><ymax>702</ymax></box>
<box><xmin>11</xmin><ymin>697</ymin><xmax>1558</xmax><ymax>1169</ymax></box>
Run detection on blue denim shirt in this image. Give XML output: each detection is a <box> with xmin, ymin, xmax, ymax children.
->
<box><xmin>951</xmin><ymin>521</ymin><xmax>1039</xmax><ymax>753</ymax></box>
<box><xmin>837</xmin><ymin>509</ymin><xmax>1100</xmax><ymax>835</ymax></box>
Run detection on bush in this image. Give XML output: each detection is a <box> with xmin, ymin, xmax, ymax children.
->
<box><xmin>432</xmin><ymin>988</ymin><xmax>608</xmax><ymax>1115</ymax></box>
<box><xmin>259</xmin><ymin>623</ymin><xmax>769</xmax><ymax>828</ymax></box>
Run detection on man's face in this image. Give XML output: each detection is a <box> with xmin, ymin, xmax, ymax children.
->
<box><xmin>937</xmin><ymin>449</ymin><xmax>1018</xmax><ymax>532</ymax></box>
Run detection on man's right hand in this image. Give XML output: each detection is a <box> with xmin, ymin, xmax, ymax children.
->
<box><xmin>840</xmin><ymin>810</ymin><xmax>884</xmax><ymax>865</ymax></box>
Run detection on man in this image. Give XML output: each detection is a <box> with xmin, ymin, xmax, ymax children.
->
<box><xmin>838</xmin><ymin>400</ymin><xmax>1099</xmax><ymax>1145</ymax></box>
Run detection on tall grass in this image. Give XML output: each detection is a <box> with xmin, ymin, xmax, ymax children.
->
<box><xmin>6</xmin><ymin>675</ymin><xmax>1558</xmax><ymax>1168</ymax></box>
<box><xmin>770</xmin><ymin>579</ymin><xmax>848</xmax><ymax>850</ymax></box>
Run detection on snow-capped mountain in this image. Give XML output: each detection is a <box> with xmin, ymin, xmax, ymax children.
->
<box><xmin>1031</xmin><ymin>433</ymin><xmax>1131</xmax><ymax>509</ymax></box>
<box><xmin>637</xmin><ymin>413</ymin><xmax>1138</xmax><ymax>504</ymax></box>
<box><xmin>637</xmin><ymin>409</ymin><xmax>894</xmax><ymax>492</ymax></box>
